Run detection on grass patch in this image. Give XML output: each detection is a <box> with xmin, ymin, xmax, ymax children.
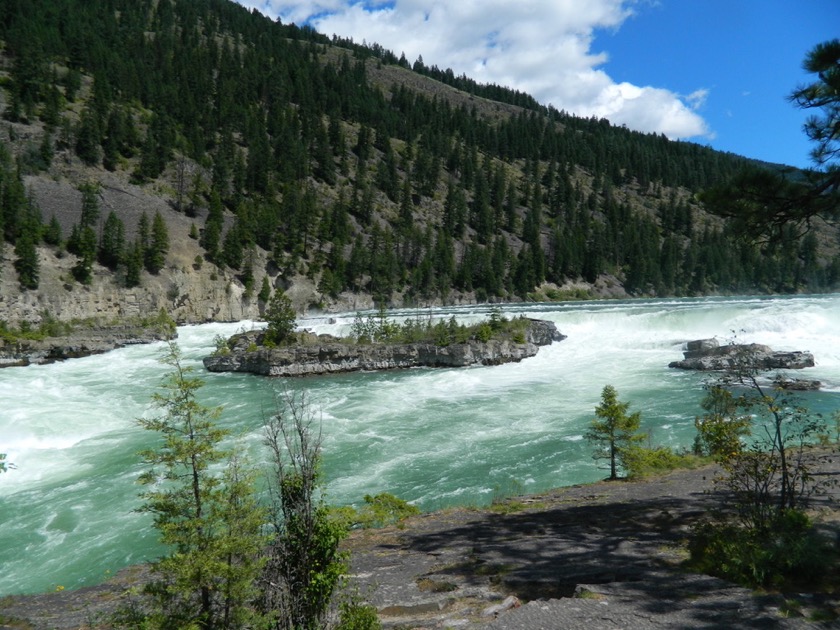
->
<box><xmin>489</xmin><ymin>500</ymin><xmax>529</xmax><ymax>514</ymax></box>
<box><xmin>624</xmin><ymin>446</ymin><xmax>708</xmax><ymax>480</ymax></box>
<box><xmin>575</xmin><ymin>588</ymin><xmax>606</xmax><ymax>600</ymax></box>
<box><xmin>416</xmin><ymin>578</ymin><xmax>459</xmax><ymax>593</ymax></box>
<box><xmin>473</xmin><ymin>562</ymin><xmax>513</xmax><ymax>578</ymax></box>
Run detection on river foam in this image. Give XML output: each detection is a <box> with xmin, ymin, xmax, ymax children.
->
<box><xmin>2</xmin><ymin>295</ymin><xmax>840</xmax><ymax>595</ymax></box>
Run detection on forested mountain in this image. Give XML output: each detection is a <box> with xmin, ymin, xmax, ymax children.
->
<box><xmin>1</xmin><ymin>0</ymin><xmax>837</xmax><ymax>325</ymax></box>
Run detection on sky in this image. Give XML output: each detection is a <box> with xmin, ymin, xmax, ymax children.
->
<box><xmin>233</xmin><ymin>0</ymin><xmax>839</xmax><ymax>169</ymax></box>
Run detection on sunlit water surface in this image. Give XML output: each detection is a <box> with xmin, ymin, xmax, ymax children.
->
<box><xmin>3</xmin><ymin>295</ymin><xmax>840</xmax><ymax>595</ymax></box>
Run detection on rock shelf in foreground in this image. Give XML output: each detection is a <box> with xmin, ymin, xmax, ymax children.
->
<box><xmin>203</xmin><ymin>319</ymin><xmax>565</xmax><ymax>377</ymax></box>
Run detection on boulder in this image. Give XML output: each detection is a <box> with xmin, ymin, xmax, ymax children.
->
<box><xmin>773</xmin><ymin>376</ymin><xmax>821</xmax><ymax>391</ymax></box>
<box><xmin>669</xmin><ymin>339</ymin><xmax>814</xmax><ymax>372</ymax></box>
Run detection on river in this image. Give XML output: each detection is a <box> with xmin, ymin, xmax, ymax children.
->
<box><xmin>2</xmin><ymin>294</ymin><xmax>840</xmax><ymax>595</ymax></box>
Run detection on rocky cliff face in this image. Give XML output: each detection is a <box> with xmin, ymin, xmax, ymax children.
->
<box><xmin>203</xmin><ymin>319</ymin><xmax>565</xmax><ymax>377</ymax></box>
<box><xmin>0</xmin><ymin>172</ymin><xmax>273</xmax><ymax>327</ymax></box>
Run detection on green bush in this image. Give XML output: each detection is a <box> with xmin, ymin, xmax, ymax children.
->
<box><xmin>336</xmin><ymin>599</ymin><xmax>381</xmax><ymax>630</ymax></box>
<box><xmin>263</xmin><ymin>290</ymin><xmax>296</xmax><ymax>344</ymax></box>
<box><xmin>349</xmin><ymin>310</ymin><xmax>530</xmax><ymax>347</ymax></box>
<box><xmin>623</xmin><ymin>445</ymin><xmax>702</xmax><ymax>479</ymax></box>
<box><xmin>474</xmin><ymin>322</ymin><xmax>493</xmax><ymax>342</ymax></box>
<box><xmin>688</xmin><ymin>510</ymin><xmax>831</xmax><ymax>588</ymax></box>
<box><xmin>337</xmin><ymin>493</ymin><xmax>420</xmax><ymax>529</ymax></box>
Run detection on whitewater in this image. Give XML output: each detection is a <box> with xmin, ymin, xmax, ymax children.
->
<box><xmin>2</xmin><ymin>294</ymin><xmax>840</xmax><ymax>595</ymax></box>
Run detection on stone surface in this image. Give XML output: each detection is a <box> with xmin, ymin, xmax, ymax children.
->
<box><xmin>203</xmin><ymin>319</ymin><xmax>565</xmax><ymax>377</ymax></box>
<box><xmin>669</xmin><ymin>338</ymin><xmax>815</xmax><ymax>371</ymax></box>
<box><xmin>0</xmin><ymin>326</ymin><xmax>173</xmax><ymax>368</ymax></box>
<box><xmin>5</xmin><ymin>451</ymin><xmax>840</xmax><ymax>629</ymax></box>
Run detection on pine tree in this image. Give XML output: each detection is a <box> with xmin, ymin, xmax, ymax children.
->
<box><xmin>78</xmin><ymin>183</ymin><xmax>101</xmax><ymax>229</ymax></box>
<box><xmin>71</xmin><ymin>226</ymin><xmax>97</xmax><ymax>284</ymax></box>
<box><xmin>137</xmin><ymin>343</ymin><xmax>268</xmax><ymax>629</ymax></box>
<box><xmin>585</xmin><ymin>385</ymin><xmax>644</xmax><ymax>480</ymax></box>
<box><xmin>202</xmin><ymin>189</ymin><xmax>224</xmax><ymax>263</ymax></box>
<box><xmin>258</xmin><ymin>275</ymin><xmax>272</xmax><ymax>303</ymax></box>
<box><xmin>263</xmin><ymin>290</ymin><xmax>297</xmax><ymax>345</ymax></box>
<box><xmin>75</xmin><ymin>107</ymin><xmax>102</xmax><ymax>166</ymax></box>
<box><xmin>43</xmin><ymin>215</ymin><xmax>62</xmax><ymax>247</ymax></box>
<box><xmin>146</xmin><ymin>211</ymin><xmax>169</xmax><ymax>274</ymax></box>
<box><xmin>14</xmin><ymin>221</ymin><xmax>39</xmax><ymax>290</ymax></box>
<box><xmin>99</xmin><ymin>211</ymin><xmax>125</xmax><ymax>270</ymax></box>
<box><xmin>124</xmin><ymin>239</ymin><xmax>143</xmax><ymax>288</ymax></box>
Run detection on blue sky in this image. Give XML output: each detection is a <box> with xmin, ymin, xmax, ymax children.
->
<box><xmin>234</xmin><ymin>1</ymin><xmax>839</xmax><ymax>169</ymax></box>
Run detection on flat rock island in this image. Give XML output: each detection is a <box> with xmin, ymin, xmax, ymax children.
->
<box><xmin>203</xmin><ymin>318</ymin><xmax>565</xmax><ymax>377</ymax></box>
<box><xmin>669</xmin><ymin>338</ymin><xmax>815</xmax><ymax>371</ymax></box>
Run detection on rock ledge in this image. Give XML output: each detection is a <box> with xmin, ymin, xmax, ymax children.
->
<box><xmin>203</xmin><ymin>319</ymin><xmax>564</xmax><ymax>377</ymax></box>
<box><xmin>669</xmin><ymin>338</ymin><xmax>814</xmax><ymax>371</ymax></box>
<box><xmin>0</xmin><ymin>326</ymin><xmax>172</xmax><ymax>368</ymax></box>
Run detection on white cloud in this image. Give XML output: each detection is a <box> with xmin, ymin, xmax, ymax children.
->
<box><xmin>234</xmin><ymin>0</ymin><xmax>711</xmax><ymax>140</ymax></box>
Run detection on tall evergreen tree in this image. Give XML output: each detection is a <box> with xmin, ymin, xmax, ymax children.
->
<box><xmin>99</xmin><ymin>211</ymin><xmax>125</xmax><ymax>270</ymax></box>
<box><xmin>585</xmin><ymin>385</ymin><xmax>645</xmax><ymax>481</ymax></box>
<box><xmin>14</xmin><ymin>220</ymin><xmax>39</xmax><ymax>290</ymax></box>
<box><xmin>137</xmin><ymin>343</ymin><xmax>268</xmax><ymax>629</ymax></box>
<box><xmin>146</xmin><ymin>211</ymin><xmax>169</xmax><ymax>274</ymax></box>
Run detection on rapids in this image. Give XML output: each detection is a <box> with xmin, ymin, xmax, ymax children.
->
<box><xmin>2</xmin><ymin>294</ymin><xmax>840</xmax><ymax>595</ymax></box>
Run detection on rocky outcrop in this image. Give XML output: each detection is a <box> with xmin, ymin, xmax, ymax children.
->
<box><xmin>773</xmin><ymin>377</ymin><xmax>821</xmax><ymax>391</ymax></box>
<box><xmin>203</xmin><ymin>319</ymin><xmax>565</xmax><ymax>377</ymax></box>
<box><xmin>669</xmin><ymin>338</ymin><xmax>815</xmax><ymax>371</ymax></box>
<box><xmin>0</xmin><ymin>326</ymin><xmax>173</xmax><ymax>368</ymax></box>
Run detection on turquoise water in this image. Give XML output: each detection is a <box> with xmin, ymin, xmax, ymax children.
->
<box><xmin>2</xmin><ymin>295</ymin><xmax>840</xmax><ymax>595</ymax></box>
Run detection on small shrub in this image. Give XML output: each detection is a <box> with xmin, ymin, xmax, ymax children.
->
<box><xmin>336</xmin><ymin>599</ymin><xmax>381</xmax><ymax>630</ymax></box>
<box><xmin>474</xmin><ymin>322</ymin><xmax>493</xmax><ymax>343</ymax></box>
<box><xmin>623</xmin><ymin>445</ymin><xmax>702</xmax><ymax>479</ymax></box>
<box><xmin>688</xmin><ymin>510</ymin><xmax>831</xmax><ymax>589</ymax></box>
<box><xmin>340</xmin><ymin>493</ymin><xmax>420</xmax><ymax>529</ymax></box>
<box><xmin>212</xmin><ymin>334</ymin><xmax>231</xmax><ymax>356</ymax></box>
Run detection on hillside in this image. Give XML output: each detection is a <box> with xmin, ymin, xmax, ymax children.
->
<box><xmin>1</xmin><ymin>0</ymin><xmax>837</xmax><ymax>329</ymax></box>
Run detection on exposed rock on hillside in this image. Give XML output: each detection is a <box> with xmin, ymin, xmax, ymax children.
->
<box><xmin>669</xmin><ymin>338</ymin><xmax>815</xmax><ymax>371</ymax></box>
<box><xmin>0</xmin><ymin>172</ymin><xmax>269</xmax><ymax>328</ymax></box>
<box><xmin>203</xmin><ymin>319</ymin><xmax>565</xmax><ymax>377</ymax></box>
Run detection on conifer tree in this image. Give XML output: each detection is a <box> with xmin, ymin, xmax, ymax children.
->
<box><xmin>78</xmin><ymin>183</ymin><xmax>101</xmax><ymax>229</ymax></box>
<box><xmin>43</xmin><ymin>215</ymin><xmax>62</xmax><ymax>247</ymax></box>
<box><xmin>124</xmin><ymin>239</ymin><xmax>143</xmax><ymax>288</ymax></box>
<box><xmin>75</xmin><ymin>107</ymin><xmax>102</xmax><ymax>166</ymax></box>
<box><xmin>14</xmin><ymin>221</ymin><xmax>39</xmax><ymax>290</ymax></box>
<box><xmin>264</xmin><ymin>290</ymin><xmax>297</xmax><ymax>345</ymax></box>
<box><xmin>137</xmin><ymin>342</ymin><xmax>268</xmax><ymax>629</ymax></box>
<box><xmin>585</xmin><ymin>385</ymin><xmax>644</xmax><ymax>480</ymax></box>
<box><xmin>202</xmin><ymin>189</ymin><xmax>224</xmax><ymax>263</ymax></box>
<box><xmin>146</xmin><ymin>211</ymin><xmax>169</xmax><ymax>274</ymax></box>
<box><xmin>99</xmin><ymin>211</ymin><xmax>125</xmax><ymax>270</ymax></box>
<box><xmin>71</xmin><ymin>226</ymin><xmax>97</xmax><ymax>284</ymax></box>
